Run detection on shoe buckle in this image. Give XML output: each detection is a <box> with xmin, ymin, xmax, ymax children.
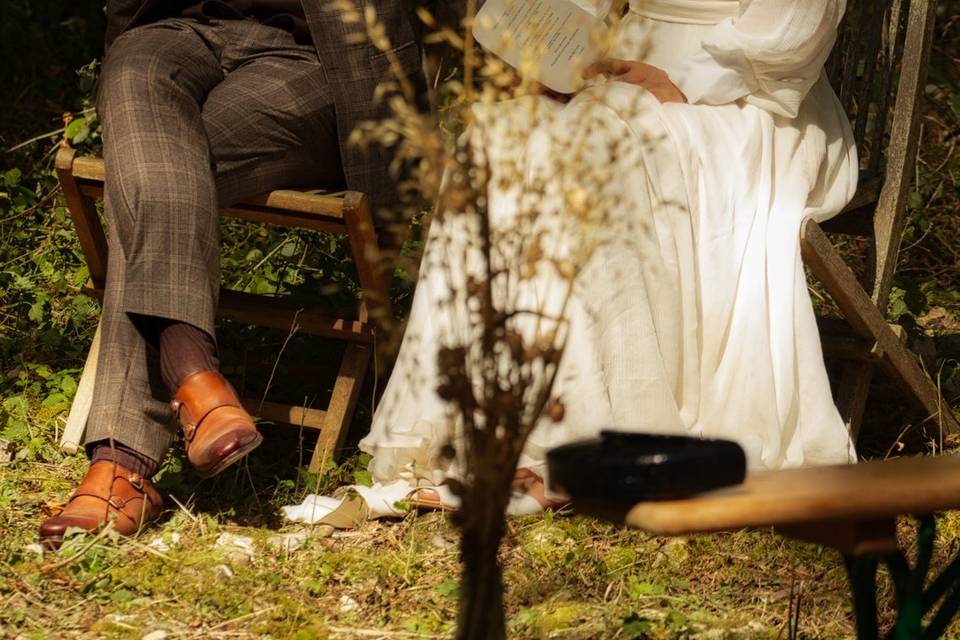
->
<box><xmin>107</xmin><ymin>496</ymin><xmax>127</xmax><ymax>510</ymax></box>
<box><xmin>127</xmin><ymin>473</ymin><xmax>144</xmax><ymax>491</ymax></box>
<box><xmin>172</xmin><ymin>399</ymin><xmax>198</xmax><ymax>443</ymax></box>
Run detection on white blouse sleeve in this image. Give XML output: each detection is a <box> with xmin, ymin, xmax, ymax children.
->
<box><xmin>662</xmin><ymin>0</ymin><xmax>845</xmax><ymax>118</ymax></box>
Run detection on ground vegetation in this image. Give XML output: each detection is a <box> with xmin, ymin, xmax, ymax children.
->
<box><xmin>2</xmin><ymin>1</ymin><xmax>960</xmax><ymax>637</ymax></box>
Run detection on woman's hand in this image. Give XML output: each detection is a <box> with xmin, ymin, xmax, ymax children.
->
<box><xmin>584</xmin><ymin>59</ymin><xmax>687</xmax><ymax>104</ymax></box>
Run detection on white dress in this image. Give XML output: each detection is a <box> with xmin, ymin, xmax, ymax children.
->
<box><xmin>358</xmin><ymin>0</ymin><xmax>859</xmax><ymax>498</ymax></box>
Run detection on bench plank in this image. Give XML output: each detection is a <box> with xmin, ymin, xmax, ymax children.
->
<box><xmin>71</xmin><ymin>156</ymin><xmax>349</xmax><ymax>220</ymax></box>
<box><xmin>621</xmin><ymin>455</ymin><xmax>960</xmax><ymax>535</ymax></box>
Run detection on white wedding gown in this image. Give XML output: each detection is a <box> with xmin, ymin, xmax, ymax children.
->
<box><xmin>284</xmin><ymin>0</ymin><xmax>860</xmax><ymax>524</ymax></box>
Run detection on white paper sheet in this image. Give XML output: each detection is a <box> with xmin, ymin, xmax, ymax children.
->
<box><xmin>473</xmin><ymin>0</ymin><xmax>608</xmax><ymax>93</ymax></box>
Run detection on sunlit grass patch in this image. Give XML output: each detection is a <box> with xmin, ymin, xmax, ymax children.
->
<box><xmin>7</xmin><ymin>431</ymin><xmax>960</xmax><ymax>638</ymax></box>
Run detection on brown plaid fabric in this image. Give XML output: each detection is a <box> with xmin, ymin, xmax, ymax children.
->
<box><xmin>105</xmin><ymin>0</ymin><xmax>446</xmax><ymax>218</ymax></box>
<box><xmin>85</xmin><ymin>17</ymin><xmax>342</xmax><ymax>461</ymax></box>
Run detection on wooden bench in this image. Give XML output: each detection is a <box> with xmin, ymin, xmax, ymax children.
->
<box><xmin>55</xmin><ymin>146</ymin><xmax>389</xmax><ymax>473</ymax></box>
<box><xmin>578</xmin><ymin>455</ymin><xmax>960</xmax><ymax>639</ymax></box>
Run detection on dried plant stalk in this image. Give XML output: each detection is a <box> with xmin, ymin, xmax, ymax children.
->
<box><xmin>344</xmin><ymin>2</ymin><xmax>648</xmax><ymax>637</ymax></box>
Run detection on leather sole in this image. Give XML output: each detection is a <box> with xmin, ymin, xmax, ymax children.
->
<box><xmin>197</xmin><ymin>432</ymin><xmax>264</xmax><ymax>479</ymax></box>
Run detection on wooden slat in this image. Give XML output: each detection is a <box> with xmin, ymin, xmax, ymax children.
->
<box><xmin>342</xmin><ymin>192</ymin><xmax>390</xmax><ymax>325</ymax></box>
<box><xmin>240</xmin><ymin>190</ymin><xmax>347</xmax><ymax>218</ymax></box>
<box><xmin>868</xmin><ymin>0</ymin><xmax>907</xmax><ymax>178</ymax></box>
<box><xmin>222</xmin><ymin>204</ymin><xmax>346</xmax><ymax>234</ymax></box>
<box><xmin>240</xmin><ymin>398</ymin><xmax>327</xmax><ymax>429</ymax></box>
<box><xmin>82</xmin><ymin>284</ymin><xmax>374</xmax><ymax>344</ymax></box>
<box><xmin>801</xmin><ymin>219</ymin><xmax>960</xmax><ymax>434</ymax></box>
<box><xmin>870</xmin><ymin>0</ymin><xmax>937</xmax><ymax>312</ymax></box>
<box><xmin>76</xmin><ymin>179</ymin><xmax>349</xmax><ymax>232</ymax></box>
<box><xmin>309</xmin><ymin>343</ymin><xmax>370</xmax><ymax>473</ymax></box>
<box><xmin>218</xmin><ymin>290</ymin><xmax>373</xmax><ymax>343</ymax></box>
<box><xmin>71</xmin><ymin>155</ymin><xmax>106</xmax><ymax>181</ymax></box>
<box><xmin>55</xmin><ymin>148</ymin><xmax>109</xmax><ymax>289</ymax></box>
<box><xmin>617</xmin><ymin>455</ymin><xmax>960</xmax><ymax>536</ymax></box>
<box><xmin>852</xmin><ymin>2</ymin><xmax>886</xmax><ymax>151</ymax></box>
<box><xmin>71</xmin><ymin>155</ymin><xmax>351</xmax><ymax>223</ymax></box>
<box><xmin>837</xmin><ymin>0</ymin><xmax>868</xmax><ymax>111</ymax></box>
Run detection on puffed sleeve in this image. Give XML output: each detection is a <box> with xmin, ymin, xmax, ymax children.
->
<box><xmin>662</xmin><ymin>0</ymin><xmax>845</xmax><ymax>118</ymax></box>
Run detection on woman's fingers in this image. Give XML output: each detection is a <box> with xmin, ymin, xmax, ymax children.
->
<box><xmin>583</xmin><ymin>59</ymin><xmax>687</xmax><ymax>103</ymax></box>
<box><xmin>617</xmin><ymin>62</ymin><xmax>657</xmax><ymax>85</ymax></box>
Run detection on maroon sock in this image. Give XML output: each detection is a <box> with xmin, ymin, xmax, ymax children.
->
<box><xmin>90</xmin><ymin>440</ymin><xmax>160</xmax><ymax>479</ymax></box>
<box><xmin>133</xmin><ymin>315</ymin><xmax>220</xmax><ymax>394</ymax></box>
<box><xmin>158</xmin><ymin>321</ymin><xmax>219</xmax><ymax>392</ymax></box>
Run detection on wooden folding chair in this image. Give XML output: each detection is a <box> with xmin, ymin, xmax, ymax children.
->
<box><xmin>55</xmin><ymin>146</ymin><xmax>390</xmax><ymax>473</ymax></box>
<box><xmin>805</xmin><ymin>0</ymin><xmax>960</xmax><ymax>439</ymax></box>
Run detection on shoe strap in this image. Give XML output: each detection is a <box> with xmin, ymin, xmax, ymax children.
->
<box><xmin>170</xmin><ymin>370</ymin><xmax>240</xmax><ymax>442</ymax></box>
<box><xmin>68</xmin><ymin>468</ymin><xmax>156</xmax><ymax>527</ymax></box>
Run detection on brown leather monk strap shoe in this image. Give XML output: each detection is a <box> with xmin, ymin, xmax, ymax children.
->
<box><xmin>171</xmin><ymin>370</ymin><xmax>263</xmax><ymax>478</ymax></box>
<box><xmin>38</xmin><ymin>460</ymin><xmax>163</xmax><ymax>549</ymax></box>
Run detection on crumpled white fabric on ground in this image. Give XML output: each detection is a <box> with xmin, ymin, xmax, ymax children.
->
<box><xmin>281</xmin><ymin>480</ymin><xmax>544</xmax><ymax>527</ymax></box>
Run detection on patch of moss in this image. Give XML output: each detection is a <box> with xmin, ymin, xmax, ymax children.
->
<box><xmin>602</xmin><ymin>545</ymin><xmax>639</xmax><ymax>574</ymax></box>
<box><xmin>513</xmin><ymin>600</ymin><xmax>608</xmax><ymax>637</ymax></box>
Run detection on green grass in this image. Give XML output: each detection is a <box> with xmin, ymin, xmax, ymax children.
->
<box><xmin>0</xmin><ymin>453</ymin><xmax>851</xmax><ymax>638</ymax></box>
<box><xmin>3</xmin><ymin>440</ymin><xmax>960</xmax><ymax>639</ymax></box>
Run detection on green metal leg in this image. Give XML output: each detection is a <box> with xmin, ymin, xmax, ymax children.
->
<box><xmin>922</xmin><ymin>580</ymin><xmax>960</xmax><ymax>639</ymax></box>
<box><xmin>890</xmin><ymin>516</ymin><xmax>935</xmax><ymax>639</ymax></box>
<box><xmin>842</xmin><ymin>516</ymin><xmax>960</xmax><ymax>639</ymax></box>
<box><xmin>884</xmin><ymin>551</ymin><xmax>910</xmax><ymax>607</ymax></box>
<box><xmin>846</xmin><ymin>556</ymin><xmax>881</xmax><ymax>640</ymax></box>
<box><xmin>922</xmin><ymin>546</ymin><xmax>960</xmax><ymax>611</ymax></box>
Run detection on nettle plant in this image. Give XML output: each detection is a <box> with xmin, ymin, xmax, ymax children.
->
<box><xmin>342</xmin><ymin>2</ymin><xmax>653</xmax><ymax>638</ymax></box>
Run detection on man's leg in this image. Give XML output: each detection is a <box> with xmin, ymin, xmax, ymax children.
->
<box><xmin>39</xmin><ymin>20</ymin><xmax>229</xmax><ymax>546</ymax></box>
<box><xmin>88</xmin><ymin>19</ymin><xmax>341</xmax><ymax>470</ymax></box>
<box><xmin>158</xmin><ymin>21</ymin><xmax>344</xmax><ymax>477</ymax></box>
<box><xmin>84</xmin><ymin>20</ymin><xmax>226</xmax><ymax>467</ymax></box>
<box><xmin>204</xmin><ymin>20</ymin><xmax>342</xmax><ymax>205</ymax></box>
<box><xmin>40</xmin><ymin>19</ymin><xmax>343</xmax><ymax>546</ymax></box>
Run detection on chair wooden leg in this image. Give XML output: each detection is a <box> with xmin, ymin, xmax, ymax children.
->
<box><xmin>61</xmin><ymin>320</ymin><xmax>102</xmax><ymax>455</ymax></box>
<box><xmin>55</xmin><ymin>147</ymin><xmax>109</xmax><ymax>289</ymax></box>
<box><xmin>801</xmin><ymin>219</ymin><xmax>960</xmax><ymax>436</ymax></box>
<box><xmin>308</xmin><ymin>344</ymin><xmax>371</xmax><ymax>474</ymax></box>
<box><xmin>342</xmin><ymin>193</ymin><xmax>390</xmax><ymax>325</ymax></box>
